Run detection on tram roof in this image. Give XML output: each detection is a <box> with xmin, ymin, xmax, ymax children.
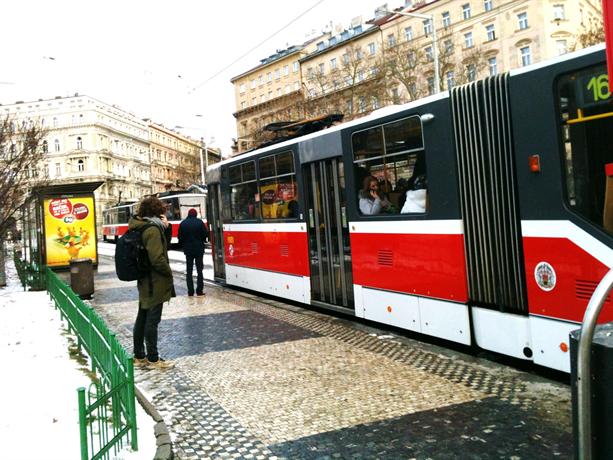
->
<box><xmin>211</xmin><ymin>91</ymin><xmax>449</xmax><ymax>171</ymax></box>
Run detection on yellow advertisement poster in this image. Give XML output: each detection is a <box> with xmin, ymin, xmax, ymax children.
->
<box><xmin>44</xmin><ymin>196</ymin><xmax>97</xmax><ymax>267</ymax></box>
<box><xmin>260</xmin><ymin>182</ymin><xmax>297</xmax><ymax>219</ymax></box>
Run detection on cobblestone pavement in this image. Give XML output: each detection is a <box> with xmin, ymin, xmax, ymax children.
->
<box><xmin>89</xmin><ymin>257</ymin><xmax>573</xmax><ymax>460</ymax></box>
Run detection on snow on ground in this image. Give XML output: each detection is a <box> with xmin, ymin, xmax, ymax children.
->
<box><xmin>0</xmin><ymin>257</ymin><xmax>156</xmax><ymax>459</ymax></box>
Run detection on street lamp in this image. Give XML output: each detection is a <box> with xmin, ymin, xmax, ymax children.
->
<box><xmin>385</xmin><ymin>8</ymin><xmax>440</xmax><ymax>94</ymax></box>
<box><xmin>199</xmin><ymin>137</ymin><xmax>209</xmax><ymax>186</ymax></box>
<box><xmin>174</xmin><ymin>125</ymin><xmax>207</xmax><ymax>185</ymax></box>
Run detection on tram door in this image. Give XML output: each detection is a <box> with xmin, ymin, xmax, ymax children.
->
<box><xmin>208</xmin><ymin>184</ymin><xmax>226</xmax><ymax>281</ymax></box>
<box><xmin>304</xmin><ymin>158</ymin><xmax>354</xmax><ymax>310</ymax></box>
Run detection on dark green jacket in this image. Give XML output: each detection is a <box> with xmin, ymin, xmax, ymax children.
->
<box><xmin>128</xmin><ymin>217</ymin><xmax>175</xmax><ymax>309</ymax></box>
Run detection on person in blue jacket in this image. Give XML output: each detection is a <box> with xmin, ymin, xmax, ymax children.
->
<box><xmin>178</xmin><ymin>208</ymin><xmax>207</xmax><ymax>296</ymax></box>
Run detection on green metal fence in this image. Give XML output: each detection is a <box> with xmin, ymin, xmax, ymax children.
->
<box><xmin>46</xmin><ymin>268</ymin><xmax>139</xmax><ymax>459</ymax></box>
<box><xmin>36</xmin><ymin>266</ymin><xmax>138</xmax><ymax>460</ymax></box>
<box><xmin>13</xmin><ymin>251</ymin><xmax>46</xmax><ymax>290</ymax></box>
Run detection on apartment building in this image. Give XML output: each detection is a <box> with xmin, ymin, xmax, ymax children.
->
<box><xmin>230</xmin><ymin>0</ymin><xmax>603</xmax><ymax>154</ymax></box>
<box><xmin>1</xmin><ymin>95</ymin><xmax>151</xmax><ymax>228</ymax></box>
<box><xmin>1</xmin><ymin>94</ymin><xmax>223</xmax><ymax>233</ymax></box>
<box><xmin>300</xmin><ymin>22</ymin><xmax>384</xmax><ymax>120</ymax></box>
<box><xmin>231</xmin><ymin>36</ymin><xmax>331</xmax><ymax>153</ymax></box>
<box><xmin>149</xmin><ymin>123</ymin><xmax>201</xmax><ymax>193</ymax></box>
<box><xmin>378</xmin><ymin>0</ymin><xmax>603</xmax><ymax>100</ymax></box>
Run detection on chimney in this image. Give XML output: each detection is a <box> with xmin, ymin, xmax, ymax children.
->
<box><xmin>374</xmin><ymin>3</ymin><xmax>389</xmax><ymax>19</ymax></box>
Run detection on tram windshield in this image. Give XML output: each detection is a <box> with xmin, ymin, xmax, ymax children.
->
<box><xmin>558</xmin><ymin>64</ymin><xmax>613</xmax><ymax>234</ymax></box>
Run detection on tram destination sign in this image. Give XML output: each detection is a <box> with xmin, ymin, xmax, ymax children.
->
<box><xmin>576</xmin><ymin>65</ymin><xmax>611</xmax><ymax>109</ymax></box>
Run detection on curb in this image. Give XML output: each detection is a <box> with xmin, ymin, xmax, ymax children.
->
<box><xmin>135</xmin><ymin>386</ymin><xmax>173</xmax><ymax>460</ymax></box>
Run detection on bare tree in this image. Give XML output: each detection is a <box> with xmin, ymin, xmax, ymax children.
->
<box><xmin>575</xmin><ymin>16</ymin><xmax>605</xmax><ymax>49</ymax></box>
<box><xmin>303</xmin><ymin>43</ymin><xmax>391</xmax><ymax>121</ymax></box>
<box><xmin>0</xmin><ymin>115</ymin><xmax>47</xmax><ymax>285</ymax></box>
<box><xmin>384</xmin><ymin>38</ymin><xmax>427</xmax><ymax>102</ymax></box>
<box><xmin>453</xmin><ymin>45</ymin><xmax>489</xmax><ymax>86</ymax></box>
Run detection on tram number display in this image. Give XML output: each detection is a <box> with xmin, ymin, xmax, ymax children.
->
<box><xmin>576</xmin><ymin>67</ymin><xmax>611</xmax><ymax>108</ymax></box>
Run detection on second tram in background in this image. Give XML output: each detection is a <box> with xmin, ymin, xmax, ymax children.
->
<box><xmin>102</xmin><ymin>191</ymin><xmax>207</xmax><ymax>244</ymax></box>
<box><xmin>205</xmin><ymin>45</ymin><xmax>612</xmax><ymax>373</ymax></box>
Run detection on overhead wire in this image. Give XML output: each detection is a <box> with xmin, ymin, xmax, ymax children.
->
<box><xmin>188</xmin><ymin>0</ymin><xmax>326</xmax><ymax>94</ymax></box>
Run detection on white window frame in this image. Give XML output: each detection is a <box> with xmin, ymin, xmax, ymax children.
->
<box><xmin>520</xmin><ymin>45</ymin><xmax>531</xmax><ymax>66</ymax></box>
<box><xmin>442</xmin><ymin>12</ymin><xmax>451</xmax><ymax>28</ymax></box>
<box><xmin>464</xmin><ymin>31</ymin><xmax>474</xmax><ymax>48</ymax></box>
<box><xmin>556</xmin><ymin>39</ymin><xmax>568</xmax><ymax>55</ymax></box>
<box><xmin>467</xmin><ymin>63</ymin><xmax>477</xmax><ymax>81</ymax></box>
<box><xmin>486</xmin><ymin>24</ymin><xmax>496</xmax><ymax>41</ymax></box>
<box><xmin>488</xmin><ymin>56</ymin><xmax>498</xmax><ymax>75</ymax></box>
<box><xmin>484</xmin><ymin>0</ymin><xmax>493</xmax><ymax>12</ymax></box>
<box><xmin>463</xmin><ymin>3</ymin><xmax>472</xmax><ymax>20</ymax></box>
<box><xmin>446</xmin><ymin>71</ymin><xmax>455</xmax><ymax>89</ymax></box>
<box><xmin>518</xmin><ymin>12</ymin><xmax>528</xmax><ymax>30</ymax></box>
<box><xmin>405</xmin><ymin>26</ymin><xmax>413</xmax><ymax>41</ymax></box>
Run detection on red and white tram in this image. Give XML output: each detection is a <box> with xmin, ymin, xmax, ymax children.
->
<box><xmin>206</xmin><ymin>45</ymin><xmax>612</xmax><ymax>372</ymax></box>
<box><xmin>102</xmin><ymin>192</ymin><xmax>207</xmax><ymax>244</ymax></box>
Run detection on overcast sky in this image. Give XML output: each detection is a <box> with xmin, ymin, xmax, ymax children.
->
<box><xmin>0</xmin><ymin>0</ymin><xmax>397</xmax><ymax>156</ymax></box>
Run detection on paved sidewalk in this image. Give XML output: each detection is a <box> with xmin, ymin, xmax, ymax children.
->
<box><xmin>90</xmin><ymin>257</ymin><xmax>572</xmax><ymax>459</ymax></box>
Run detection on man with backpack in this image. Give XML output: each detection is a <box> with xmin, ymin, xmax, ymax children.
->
<box><xmin>178</xmin><ymin>208</ymin><xmax>207</xmax><ymax>297</ymax></box>
<box><xmin>126</xmin><ymin>196</ymin><xmax>176</xmax><ymax>368</ymax></box>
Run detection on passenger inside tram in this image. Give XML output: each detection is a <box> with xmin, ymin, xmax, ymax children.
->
<box><xmin>401</xmin><ymin>154</ymin><xmax>427</xmax><ymax>214</ymax></box>
<box><xmin>287</xmin><ymin>200</ymin><xmax>300</xmax><ymax>218</ymax></box>
<box><xmin>359</xmin><ymin>175</ymin><xmax>391</xmax><ymax>215</ymax></box>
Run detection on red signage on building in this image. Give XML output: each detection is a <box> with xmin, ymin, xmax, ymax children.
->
<box><xmin>604</xmin><ymin>0</ymin><xmax>613</xmax><ymax>80</ymax></box>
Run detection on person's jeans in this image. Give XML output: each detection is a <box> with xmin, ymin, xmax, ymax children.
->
<box><xmin>133</xmin><ymin>303</ymin><xmax>163</xmax><ymax>361</ymax></box>
<box><xmin>185</xmin><ymin>253</ymin><xmax>204</xmax><ymax>295</ymax></box>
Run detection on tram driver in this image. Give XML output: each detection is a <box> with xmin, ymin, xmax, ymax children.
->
<box><xmin>359</xmin><ymin>175</ymin><xmax>391</xmax><ymax>215</ymax></box>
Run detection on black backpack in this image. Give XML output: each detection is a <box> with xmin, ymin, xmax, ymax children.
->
<box><xmin>115</xmin><ymin>224</ymin><xmax>156</xmax><ymax>281</ymax></box>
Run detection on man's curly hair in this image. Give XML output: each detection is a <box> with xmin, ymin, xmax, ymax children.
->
<box><xmin>137</xmin><ymin>196</ymin><xmax>165</xmax><ymax>218</ymax></box>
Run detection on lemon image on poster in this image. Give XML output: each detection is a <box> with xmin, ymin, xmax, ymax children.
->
<box><xmin>44</xmin><ymin>196</ymin><xmax>97</xmax><ymax>267</ymax></box>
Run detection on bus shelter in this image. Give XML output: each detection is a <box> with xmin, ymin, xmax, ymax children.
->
<box><xmin>21</xmin><ymin>182</ymin><xmax>103</xmax><ymax>285</ymax></box>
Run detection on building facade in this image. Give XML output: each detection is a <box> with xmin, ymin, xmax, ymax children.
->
<box><xmin>231</xmin><ymin>38</ymin><xmax>328</xmax><ymax>153</ymax></box>
<box><xmin>2</xmin><ymin>94</ymin><xmax>220</xmax><ymax>232</ymax></box>
<box><xmin>300</xmin><ymin>23</ymin><xmax>385</xmax><ymax>121</ymax></box>
<box><xmin>149</xmin><ymin>123</ymin><xmax>200</xmax><ymax>193</ymax></box>
<box><xmin>230</xmin><ymin>0</ymin><xmax>603</xmax><ymax>154</ymax></box>
<box><xmin>2</xmin><ymin>95</ymin><xmax>151</xmax><ymax>230</ymax></box>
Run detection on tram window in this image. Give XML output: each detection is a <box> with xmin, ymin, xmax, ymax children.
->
<box><xmin>230</xmin><ymin>161</ymin><xmax>259</xmax><ymax>221</ymax></box>
<box><xmin>557</xmin><ymin>65</ymin><xmax>613</xmax><ymax>234</ymax></box>
<box><xmin>115</xmin><ymin>208</ymin><xmax>124</xmax><ymax>224</ymax></box>
<box><xmin>163</xmin><ymin>198</ymin><xmax>181</xmax><ymax>221</ymax></box>
<box><xmin>258</xmin><ymin>151</ymin><xmax>298</xmax><ymax>219</ymax></box>
<box><xmin>352</xmin><ymin>116</ymin><xmax>427</xmax><ymax>215</ymax></box>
